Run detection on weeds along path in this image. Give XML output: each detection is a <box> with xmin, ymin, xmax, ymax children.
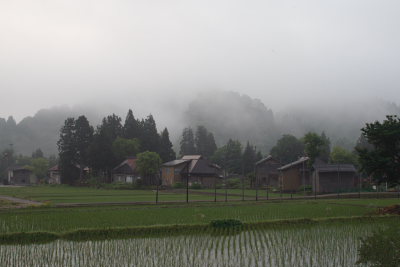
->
<box><xmin>0</xmin><ymin>195</ymin><xmax>42</xmax><ymax>207</ymax></box>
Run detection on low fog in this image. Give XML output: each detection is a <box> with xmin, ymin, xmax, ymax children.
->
<box><xmin>1</xmin><ymin>1</ymin><xmax>400</xmax><ymax>154</ymax></box>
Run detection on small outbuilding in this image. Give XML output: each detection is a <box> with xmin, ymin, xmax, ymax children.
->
<box><xmin>112</xmin><ymin>157</ymin><xmax>140</xmax><ymax>183</ymax></box>
<box><xmin>161</xmin><ymin>155</ymin><xmax>221</xmax><ymax>188</ymax></box>
<box><xmin>48</xmin><ymin>165</ymin><xmax>61</xmax><ymax>184</ymax></box>
<box><xmin>8</xmin><ymin>166</ymin><xmax>37</xmax><ymax>185</ymax></box>
<box><xmin>277</xmin><ymin>157</ymin><xmax>311</xmax><ymax>192</ymax></box>
<box><xmin>255</xmin><ymin>156</ymin><xmax>281</xmax><ymax>188</ymax></box>
<box><xmin>313</xmin><ymin>164</ymin><xmax>358</xmax><ymax>193</ymax></box>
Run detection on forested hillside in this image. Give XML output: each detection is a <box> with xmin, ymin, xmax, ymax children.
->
<box><xmin>1</xmin><ymin>91</ymin><xmax>399</xmax><ymax>156</ymax></box>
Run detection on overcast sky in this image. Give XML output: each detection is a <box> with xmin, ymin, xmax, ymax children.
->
<box><xmin>1</xmin><ymin>0</ymin><xmax>399</xmax><ymax>122</ymax></box>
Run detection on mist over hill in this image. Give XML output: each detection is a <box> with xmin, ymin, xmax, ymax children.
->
<box><xmin>0</xmin><ymin>91</ymin><xmax>399</xmax><ymax>156</ymax></box>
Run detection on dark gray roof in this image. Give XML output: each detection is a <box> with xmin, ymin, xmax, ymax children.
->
<box><xmin>162</xmin><ymin>159</ymin><xmax>189</xmax><ymax>167</ymax></box>
<box><xmin>8</xmin><ymin>166</ymin><xmax>31</xmax><ymax>172</ymax></box>
<box><xmin>278</xmin><ymin>157</ymin><xmax>309</xmax><ymax>171</ymax></box>
<box><xmin>313</xmin><ymin>164</ymin><xmax>357</xmax><ymax>173</ymax></box>
<box><xmin>255</xmin><ymin>155</ymin><xmax>274</xmax><ymax>166</ymax></box>
<box><xmin>190</xmin><ymin>159</ymin><xmax>220</xmax><ymax>175</ymax></box>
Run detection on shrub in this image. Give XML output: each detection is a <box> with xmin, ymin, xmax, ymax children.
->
<box><xmin>190</xmin><ymin>183</ymin><xmax>203</xmax><ymax>189</ymax></box>
<box><xmin>298</xmin><ymin>185</ymin><xmax>312</xmax><ymax>194</ymax></box>
<box><xmin>173</xmin><ymin>182</ymin><xmax>184</xmax><ymax>189</ymax></box>
<box><xmin>210</xmin><ymin>219</ymin><xmax>243</xmax><ymax>228</ymax></box>
<box><xmin>357</xmin><ymin>226</ymin><xmax>400</xmax><ymax>266</ymax></box>
<box><xmin>226</xmin><ymin>178</ymin><xmax>242</xmax><ymax>189</ymax></box>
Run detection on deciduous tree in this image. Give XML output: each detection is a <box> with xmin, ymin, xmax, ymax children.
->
<box><xmin>356</xmin><ymin>115</ymin><xmax>400</xmax><ymax>185</ymax></box>
<box><xmin>270</xmin><ymin>134</ymin><xmax>304</xmax><ymax>164</ymax></box>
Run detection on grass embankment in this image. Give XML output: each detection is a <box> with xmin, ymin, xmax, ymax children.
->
<box><xmin>0</xmin><ymin>215</ymin><xmax>398</xmax><ymax>245</ymax></box>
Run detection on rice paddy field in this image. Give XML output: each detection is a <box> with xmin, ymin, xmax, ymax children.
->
<box><xmin>0</xmin><ymin>185</ymin><xmax>399</xmax><ymax>266</ymax></box>
<box><xmin>0</xmin><ymin>217</ymin><xmax>398</xmax><ymax>267</ymax></box>
<box><xmin>0</xmin><ymin>200</ymin><xmax>389</xmax><ymax>234</ymax></box>
<box><xmin>0</xmin><ymin>186</ymin><xmax>301</xmax><ymax>204</ymax></box>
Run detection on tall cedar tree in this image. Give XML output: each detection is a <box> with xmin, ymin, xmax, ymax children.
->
<box><xmin>159</xmin><ymin>128</ymin><xmax>176</xmax><ymax>162</ymax></box>
<box><xmin>74</xmin><ymin>116</ymin><xmax>94</xmax><ymax>179</ymax></box>
<box><xmin>356</xmin><ymin>115</ymin><xmax>400</xmax><ymax>185</ymax></box>
<box><xmin>140</xmin><ymin>115</ymin><xmax>160</xmax><ymax>153</ymax></box>
<box><xmin>195</xmin><ymin>126</ymin><xmax>217</xmax><ymax>158</ymax></box>
<box><xmin>242</xmin><ymin>141</ymin><xmax>257</xmax><ymax>174</ymax></box>
<box><xmin>112</xmin><ymin>137</ymin><xmax>141</xmax><ymax>163</ymax></box>
<box><xmin>57</xmin><ymin>118</ymin><xmax>77</xmax><ymax>184</ymax></box>
<box><xmin>195</xmin><ymin>126</ymin><xmax>208</xmax><ymax>156</ymax></box>
<box><xmin>225</xmin><ymin>139</ymin><xmax>242</xmax><ymax>174</ymax></box>
<box><xmin>32</xmin><ymin>148</ymin><xmax>44</xmax><ymax>158</ymax></box>
<box><xmin>123</xmin><ymin>109</ymin><xmax>141</xmax><ymax>139</ymax></box>
<box><xmin>88</xmin><ymin>114</ymin><xmax>122</xmax><ymax>180</ymax></box>
<box><xmin>180</xmin><ymin>127</ymin><xmax>196</xmax><ymax>156</ymax></box>
<box><xmin>206</xmin><ymin>132</ymin><xmax>218</xmax><ymax>157</ymax></box>
<box><xmin>270</xmin><ymin>134</ymin><xmax>304</xmax><ymax>164</ymax></box>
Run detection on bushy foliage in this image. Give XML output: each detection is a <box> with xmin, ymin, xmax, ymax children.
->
<box><xmin>210</xmin><ymin>219</ymin><xmax>243</xmax><ymax>228</ymax></box>
<box><xmin>357</xmin><ymin>226</ymin><xmax>400</xmax><ymax>267</ymax></box>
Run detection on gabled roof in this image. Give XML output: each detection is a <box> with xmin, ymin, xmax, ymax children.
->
<box><xmin>190</xmin><ymin>159</ymin><xmax>219</xmax><ymax>175</ymax></box>
<box><xmin>162</xmin><ymin>155</ymin><xmax>220</xmax><ymax>175</ymax></box>
<box><xmin>162</xmin><ymin>159</ymin><xmax>189</xmax><ymax>167</ymax></box>
<box><xmin>313</xmin><ymin>164</ymin><xmax>357</xmax><ymax>173</ymax></box>
<box><xmin>8</xmin><ymin>166</ymin><xmax>31</xmax><ymax>172</ymax></box>
<box><xmin>278</xmin><ymin>157</ymin><xmax>309</xmax><ymax>171</ymax></box>
<box><xmin>49</xmin><ymin>165</ymin><xmax>60</xmax><ymax>171</ymax></box>
<box><xmin>113</xmin><ymin>158</ymin><xmax>138</xmax><ymax>172</ymax></box>
<box><xmin>182</xmin><ymin>155</ymin><xmax>203</xmax><ymax>160</ymax></box>
<box><xmin>255</xmin><ymin>155</ymin><xmax>280</xmax><ymax>166</ymax></box>
<box><xmin>48</xmin><ymin>164</ymin><xmax>89</xmax><ymax>172</ymax></box>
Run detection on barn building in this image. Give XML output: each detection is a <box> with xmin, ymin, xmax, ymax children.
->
<box><xmin>112</xmin><ymin>157</ymin><xmax>141</xmax><ymax>183</ymax></box>
<box><xmin>277</xmin><ymin>157</ymin><xmax>311</xmax><ymax>192</ymax></box>
<box><xmin>255</xmin><ymin>156</ymin><xmax>281</xmax><ymax>188</ymax></box>
<box><xmin>313</xmin><ymin>164</ymin><xmax>358</xmax><ymax>193</ymax></box>
<box><xmin>161</xmin><ymin>155</ymin><xmax>221</xmax><ymax>188</ymax></box>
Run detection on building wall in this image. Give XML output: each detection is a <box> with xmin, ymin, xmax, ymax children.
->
<box><xmin>316</xmin><ymin>172</ymin><xmax>357</xmax><ymax>193</ymax></box>
<box><xmin>9</xmin><ymin>170</ymin><xmax>36</xmax><ymax>185</ymax></box>
<box><xmin>161</xmin><ymin>164</ymin><xmax>186</xmax><ymax>187</ymax></box>
<box><xmin>281</xmin><ymin>168</ymin><xmax>301</xmax><ymax>191</ymax></box>
<box><xmin>189</xmin><ymin>176</ymin><xmax>217</xmax><ymax>188</ymax></box>
<box><xmin>256</xmin><ymin>159</ymin><xmax>281</xmax><ymax>188</ymax></box>
<box><xmin>48</xmin><ymin>171</ymin><xmax>61</xmax><ymax>184</ymax></box>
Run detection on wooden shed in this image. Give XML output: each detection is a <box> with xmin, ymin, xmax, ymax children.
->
<box><xmin>161</xmin><ymin>155</ymin><xmax>221</xmax><ymax>188</ymax></box>
<box><xmin>8</xmin><ymin>166</ymin><xmax>37</xmax><ymax>185</ymax></box>
<box><xmin>255</xmin><ymin>156</ymin><xmax>281</xmax><ymax>188</ymax></box>
<box><xmin>313</xmin><ymin>164</ymin><xmax>358</xmax><ymax>193</ymax></box>
<box><xmin>112</xmin><ymin>157</ymin><xmax>140</xmax><ymax>183</ymax></box>
<box><xmin>277</xmin><ymin>157</ymin><xmax>311</xmax><ymax>192</ymax></box>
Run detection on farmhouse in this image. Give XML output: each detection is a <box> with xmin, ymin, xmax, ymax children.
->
<box><xmin>313</xmin><ymin>163</ymin><xmax>358</xmax><ymax>193</ymax></box>
<box><xmin>255</xmin><ymin>156</ymin><xmax>281</xmax><ymax>188</ymax></box>
<box><xmin>112</xmin><ymin>157</ymin><xmax>140</xmax><ymax>183</ymax></box>
<box><xmin>8</xmin><ymin>166</ymin><xmax>37</xmax><ymax>185</ymax></box>
<box><xmin>277</xmin><ymin>157</ymin><xmax>311</xmax><ymax>192</ymax></box>
<box><xmin>161</xmin><ymin>155</ymin><xmax>221</xmax><ymax>188</ymax></box>
<box><xmin>47</xmin><ymin>164</ymin><xmax>89</xmax><ymax>184</ymax></box>
<box><xmin>48</xmin><ymin>165</ymin><xmax>61</xmax><ymax>184</ymax></box>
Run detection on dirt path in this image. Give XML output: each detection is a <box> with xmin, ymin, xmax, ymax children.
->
<box><xmin>0</xmin><ymin>195</ymin><xmax>42</xmax><ymax>206</ymax></box>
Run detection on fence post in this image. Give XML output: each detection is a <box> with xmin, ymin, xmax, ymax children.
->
<box><xmin>214</xmin><ymin>176</ymin><xmax>217</xmax><ymax>203</ymax></box>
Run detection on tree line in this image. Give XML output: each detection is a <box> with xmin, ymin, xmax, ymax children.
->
<box><xmin>58</xmin><ymin>110</ymin><xmax>175</xmax><ymax>184</ymax></box>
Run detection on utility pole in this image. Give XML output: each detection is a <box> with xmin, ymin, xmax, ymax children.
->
<box><xmin>186</xmin><ymin>160</ymin><xmax>190</xmax><ymax>203</ymax></box>
<box><xmin>156</xmin><ymin>168</ymin><xmax>160</xmax><ymax>204</ymax></box>
<box><xmin>241</xmin><ymin>161</ymin><xmax>245</xmax><ymax>202</ymax></box>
